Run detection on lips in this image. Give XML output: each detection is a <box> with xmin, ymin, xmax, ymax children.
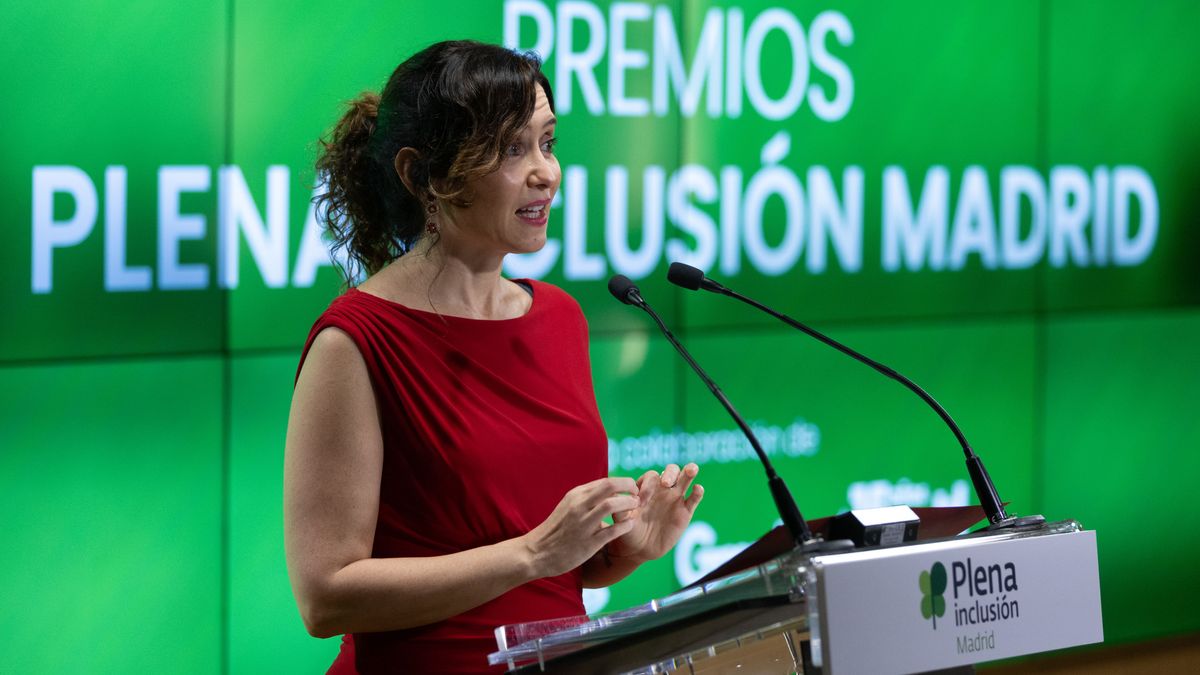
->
<box><xmin>515</xmin><ymin>199</ymin><xmax>551</xmax><ymax>225</ymax></box>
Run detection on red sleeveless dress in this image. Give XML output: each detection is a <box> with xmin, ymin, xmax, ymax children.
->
<box><xmin>298</xmin><ymin>281</ymin><xmax>609</xmax><ymax>674</ymax></box>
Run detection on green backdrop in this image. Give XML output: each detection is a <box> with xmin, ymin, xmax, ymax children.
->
<box><xmin>2</xmin><ymin>0</ymin><xmax>1198</xmax><ymax>671</ymax></box>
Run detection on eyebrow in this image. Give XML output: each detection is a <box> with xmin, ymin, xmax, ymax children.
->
<box><xmin>543</xmin><ymin>116</ymin><xmax>557</xmax><ymax>129</ymax></box>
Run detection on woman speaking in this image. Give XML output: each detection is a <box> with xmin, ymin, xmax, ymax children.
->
<box><xmin>284</xmin><ymin>41</ymin><xmax>704</xmax><ymax>673</ymax></box>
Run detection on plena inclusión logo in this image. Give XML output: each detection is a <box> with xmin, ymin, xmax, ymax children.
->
<box><xmin>920</xmin><ymin>562</ymin><xmax>948</xmax><ymax>629</ymax></box>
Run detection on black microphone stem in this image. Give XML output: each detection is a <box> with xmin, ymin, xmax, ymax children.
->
<box><xmin>633</xmin><ymin>297</ymin><xmax>817</xmax><ymax>545</ymax></box>
<box><xmin>727</xmin><ymin>290</ymin><xmax>971</xmax><ymax>455</ymax></box>
<box><xmin>640</xmin><ymin>309</ymin><xmax>758</xmax><ymax>458</ymax></box>
<box><xmin>716</xmin><ymin>285</ymin><xmax>1016</xmax><ymax>527</ymax></box>
<box><xmin>608</xmin><ymin>275</ymin><xmax>827</xmax><ymax>547</ymax></box>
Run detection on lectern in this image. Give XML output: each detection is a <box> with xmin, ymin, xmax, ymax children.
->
<box><xmin>490</xmin><ymin>519</ymin><xmax>1102</xmax><ymax>674</ymax></box>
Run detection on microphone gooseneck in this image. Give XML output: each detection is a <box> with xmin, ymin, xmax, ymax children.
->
<box><xmin>607</xmin><ymin>275</ymin><xmax>822</xmax><ymax>548</ymax></box>
<box><xmin>666</xmin><ymin>262</ymin><xmax>1044</xmax><ymax>531</ymax></box>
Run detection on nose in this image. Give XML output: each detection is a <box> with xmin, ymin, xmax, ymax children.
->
<box><xmin>527</xmin><ymin>152</ymin><xmax>560</xmax><ymax>192</ymax></box>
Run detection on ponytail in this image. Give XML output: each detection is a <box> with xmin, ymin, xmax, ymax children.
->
<box><xmin>315</xmin><ymin>91</ymin><xmax>412</xmax><ymax>283</ymax></box>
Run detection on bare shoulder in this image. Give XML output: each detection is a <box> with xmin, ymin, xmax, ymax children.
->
<box><xmin>299</xmin><ymin>327</ymin><xmax>368</xmax><ymax>386</ymax></box>
<box><xmin>291</xmin><ymin>326</ymin><xmax>378</xmax><ymax>438</ymax></box>
<box><xmin>307</xmin><ymin>325</ymin><xmax>359</xmax><ymax>358</ymax></box>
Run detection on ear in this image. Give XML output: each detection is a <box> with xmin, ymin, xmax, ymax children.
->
<box><xmin>393</xmin><ymin>147</ymin><xmax>421</xmax><ymax>197</ymax></box>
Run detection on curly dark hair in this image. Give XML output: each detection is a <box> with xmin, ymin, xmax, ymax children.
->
<box><xmin>314</xmin><ymin>41</ymin><xmax>555</xmax><ymax>281</ymax></box>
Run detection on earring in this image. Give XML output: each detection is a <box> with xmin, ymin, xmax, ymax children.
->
<box><xmin>425</xmin><ymin>200</ymin><xmax>439</xmax><ymax>235</ymax></box>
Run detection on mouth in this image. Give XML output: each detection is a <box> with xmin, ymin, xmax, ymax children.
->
<box><xmin>515</xmin><ymin>199</ymin><xmax>551</xmax><ymax>225</ymax></box>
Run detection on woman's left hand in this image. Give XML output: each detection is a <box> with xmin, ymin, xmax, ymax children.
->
<box><xmin>606</xmin><ymin>463</ymin><xmax>704</xmax><ymax>563</ymax></box>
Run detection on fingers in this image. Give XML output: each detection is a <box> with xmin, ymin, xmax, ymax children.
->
<box><xmin>588</xmin><ymin>476</ymin><xmax>638</xmax><ymax>498</ymax></box>
<box><xmin>530</xmin><ymin>477</ymin><xmax>649</xmax><ymax>579</ymax></box>
<box><xmin>598</xmin><ymin>516</ymin><xmax>637</xmax><ymax>545</ymax></box>
<box><xmin>659</xmin><ymin>464</ymin><xmax>681</xmax><ymax>488</ymax></box>
<box><xmin>605</xmin><ymin>476</ymin><xmax>639</xmax><ymax>495</ymax></box>
<box><xmin>572</xmin><ymin>476</ymin><xmax>638</xmax><ymax>508</ymax></box>
<box><xmin>586</xmin><ymin>465</ymin><xmax>701</xmax><ymax>524</ymax></box>
<box><xmin>586</xmin><ymin>494</ymin><xmax>640</xmax><ymax>527</ymax></box>
<box><xmin>685</xmin><ymin>483</ymin><xmax>705</xmax><ymax>513</ymax></box>
<box><xmin>658</xmin><ymin>463</ymin><xmax>699</xmax><ymax>491</ymax></box>
<box><xmin>612</xmin><ymin>507</ymin><xmax>639</xmax><ymax>523</ymax></box>
<box><xmin>637</xmin><ymin>470</ymin><xmax>659</xmax><ymax>498</ymax></box>
<box><xmin>674</xmin><ymin>463</ymin><xmax>699</xmax><ymax>494</ymax></box>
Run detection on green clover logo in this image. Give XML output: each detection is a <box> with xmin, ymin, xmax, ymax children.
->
<box><xmin>919</xmin><ymin>562</ymin><xmax>948</xmax><ymax>629</ymax></box>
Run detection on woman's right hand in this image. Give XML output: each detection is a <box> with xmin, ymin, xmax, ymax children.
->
<box><xmin>521</xmin><ymin>477</ymin><xmax>641</xmax><ymax>579</ymax></box>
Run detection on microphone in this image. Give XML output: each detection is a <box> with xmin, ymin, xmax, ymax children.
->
<box><xmin>607</xmin><ymin>275</ymin><xmax>850</xmax><ymax>551</ymax></box>
<box><xmin>666</xmin><ymin>262</ymin><xmax>1045</xmax><ymax>532</ymax></box>
<box><xmin>666</xmin><ymin>263</ymin><xmax>723</xmax><ymax>293</ymax></box>
<box><xmin>607</xmin><ymin>274</ymin><xmax>645</xmax><ymax>307</ymax></box>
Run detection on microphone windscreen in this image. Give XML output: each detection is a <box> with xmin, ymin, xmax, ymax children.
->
<box><xmin>607</xmin><ymin>275</ymin><xmax>639</xmax><ymax>304</ymax></box>
<box><xmin>667</xmin><ymin>262</ymin><xmax>704</xmax><ymax>290</ymax></box>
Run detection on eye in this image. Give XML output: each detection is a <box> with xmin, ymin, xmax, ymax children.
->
<box><xmin>504</xmin><ymin>142</ymin><xmax>523</xmax><ymax>157</ymax></box>
<box><xmin>541</xmin><ymin>136</ymin><xmax>558</xmax><ymax>154</ymax></box>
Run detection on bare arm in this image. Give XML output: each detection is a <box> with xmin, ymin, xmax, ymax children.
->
<box><xmin>284</xmin><ymin>328</ymin><xmax>639</xmax><ymax>638</ymax></box>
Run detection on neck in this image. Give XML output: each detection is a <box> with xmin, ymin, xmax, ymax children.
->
<box><xmin>374</xmin><ymin>237</ymin><xmax>523</xmax><ymax>320</ymax></box>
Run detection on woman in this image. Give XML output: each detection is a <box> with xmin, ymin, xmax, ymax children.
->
<box><xmin>284</xmin><ymin>41</ymin><xmax>704</xmax><ymax>674</ymax></box>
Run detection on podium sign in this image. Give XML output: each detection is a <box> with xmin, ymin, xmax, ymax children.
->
<box><xmin>809</xmin><ymin>529</ymin><xmax>1103</xmax><ymax>674</ymax></box>
<box><xmin>490</xmin><ymin>521</ymin><xmax>1101</xmax><ymax>673</ymax></box>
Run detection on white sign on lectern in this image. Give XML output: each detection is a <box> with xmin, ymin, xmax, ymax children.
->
<box><xmin>809</xmin><ymin>529</ymin><xmax>1103</xmax><ymax>674</ymax></box>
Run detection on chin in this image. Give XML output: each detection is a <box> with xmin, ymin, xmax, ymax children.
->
<box><xmin>511</xmin><ymin>235</ymin><xmax>548</xmax><ymax>255</ymax></box>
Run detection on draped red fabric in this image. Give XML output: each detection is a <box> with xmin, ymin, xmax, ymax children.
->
<box><xmin>297</xmin><ymin>281</ymin><xmax>608</xmax><ymax>674</ymax></box>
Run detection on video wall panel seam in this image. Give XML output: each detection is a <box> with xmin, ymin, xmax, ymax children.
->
<box><xmin>221</xmin><ymin>1</ymin><xmax>237</xmax><ymax>669</ymax></box>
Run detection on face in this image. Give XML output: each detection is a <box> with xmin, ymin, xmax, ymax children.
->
<box><xmin>440</xmin><ymin>85</ymin><xmax>560</xmax><ymax>260</ymax></box>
